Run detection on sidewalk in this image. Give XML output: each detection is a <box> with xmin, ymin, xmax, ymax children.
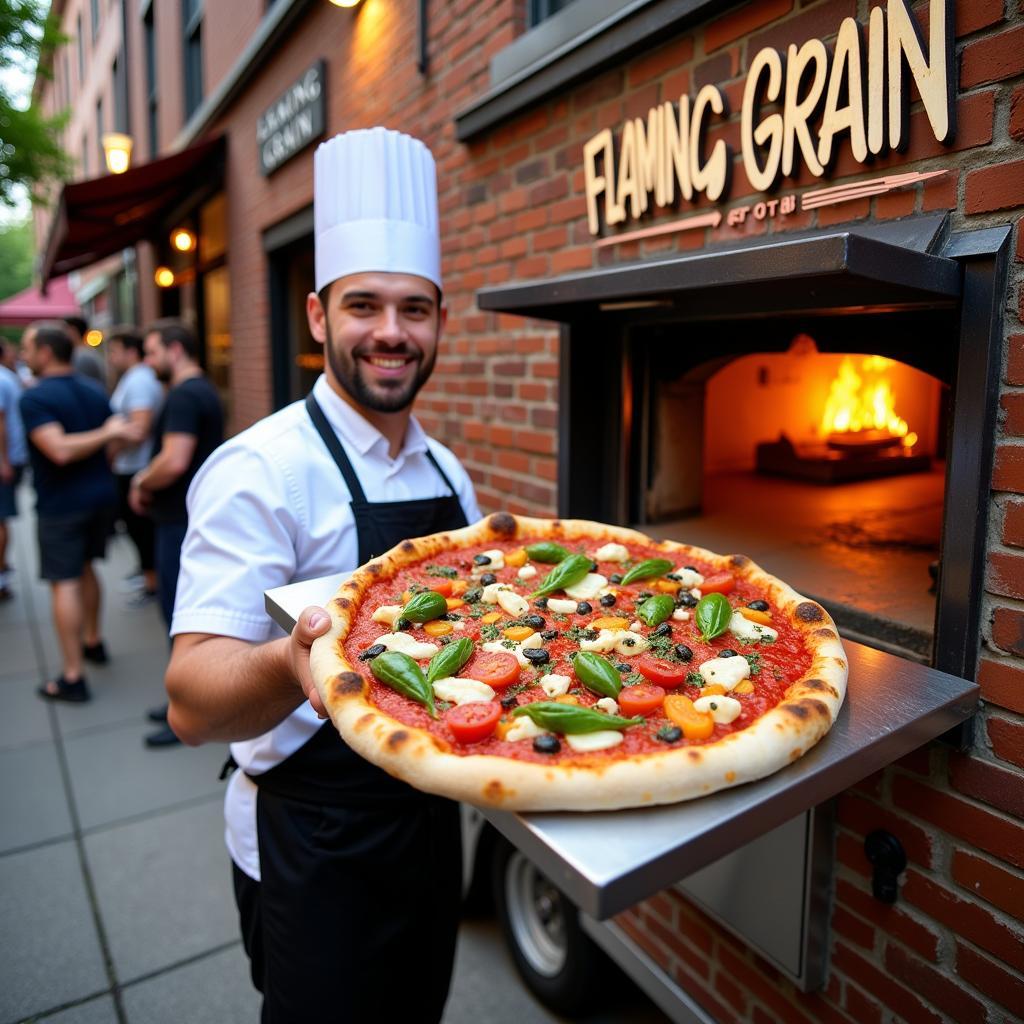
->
<box><xmin>1</xmin><ymin>499</ymin><xmax>661</xmax><ymax>1024</ymax></box>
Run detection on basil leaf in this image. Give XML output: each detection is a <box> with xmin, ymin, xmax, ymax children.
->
<box><xmin>426</xmin><ymin>636</ymin><xmax>474</xmax><ymax>684</ymax></box>
<box><xmin>512</xmin><ymin>702</ymin><xmax>643</xmax><ymax>734</ymax></box>
<box><xmin>397</xmin><ymin>590</ymin><xmax>448</xmax><ymax>629</ymax></box>
<box><xmin>525</xmin><ymin>542</ymin><xmax>572</xmax><ymax>563</ymax></box>
<box><xmin>529</xmin><ymin>553</ymin><xmax>593</xmax><ymax>598</ymax></box>
<box><xmin>572</xmin><ymin>651</ymin><xmax>623</xmax><ymax>699</ymax></box>
<box><xmin>696</xmin><ymin>593</ymin><xmax>732</xmax><ymax>643</ymax></box>
<box><xmin>637</xmin><ymin>594</ymin><xmax>675</xmax><ymax>627</ymax></box>
<box><xmin>620</xmin><ymin>558</ymin><xmax>673</xmax><ymax>586</ymax></box>
<box><xmin>370</xmin><ymin>652</ymin><xmax>436</xmax><ymax>718</ymax></box>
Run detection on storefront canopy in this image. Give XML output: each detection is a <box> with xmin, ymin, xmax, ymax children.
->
<box><xmin>40</xmin><ymin>136</ymin><xmax>225</xmax><ymax>285</ymax></box>
<box><xmin>0</xmin><ymin>275</ymin><xmax>80</xmax><ymax>326</ymax></box>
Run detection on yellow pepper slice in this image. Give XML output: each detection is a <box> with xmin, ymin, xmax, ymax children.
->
<box><xmin>733</xmin><ymin>680</ymin><xmax>755</xmax><ymax>694</ymax></box>
<box><xmin>450</xmin><ymin>579</ymin><xmax>470</xmax><ymax>596</ymax></box>
<box><xmin>739</xmin><ymin>607</ymin><xmax>772</xmax><ymax>625</ymax></box>
<box><xmin>505</xmin><ymin>548</ymin><xmax>528</xmax><ymax>567</ymax></box>
<box><xmin>445</xmin><ymin>598</ymin><xmax>465</xmax><ymax>611</ymax></box>
<box><xmin>654</xmin><ymin>579</ymin><xmax>681</xmax><ymax>594</ymax></box>
<box><xmin>480</xmin><ymin>612</ymin><xmax>502</xmax><ymax>624</ymax></box>
<box><xmin>504</xmin><ymin>625</ymin><xmax>535</xmax><ymax>641</ymax></box>
<box><xmin>664</xmin><ymin>694</ymin><xmax>715</xmax><ymax>740</ymax></box>
<box><xmin>554</xmin><ymin>694</ymin><xmax>580</xmax><ymax>705</ymax></box>
<box><xmin>423</xmin><ymin>620</ymin><xmax>453</xmax><ymax>637</ymax></box>
<box><xmin>590</xmin><ymin>616</ymin><xmax>630</xmax><ymax>631</ymax></box>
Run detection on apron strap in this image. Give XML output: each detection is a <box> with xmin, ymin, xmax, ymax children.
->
<box><xmin>304</xmin><ymin>393</ymin><xmax>367</xmax><ymax>503</ymax></box>
<box><xmin>424</xmin><ymin>448</ymin><xmax>458</xmax><ymax>498</ymax></box>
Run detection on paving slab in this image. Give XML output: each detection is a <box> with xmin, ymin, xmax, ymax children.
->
<box><xmin>84</xmin><ymin>798</ymin><xmax>239</xmax><ymax>982</ymax></box>
<box><xmin>121</xmin><ymin>944</ymin><xmax>260</xmax><ymax>1024</ymax></box>
<box><xmin>0</xmin><ymin>674</ymin><xmax>54</xmax><ymax>749</ymax></box>
<box><xmin>37</xmin><ymin>994</ymin><xmax>119</xmax><ymax>1024</ymax></box>
<box><xmin>64</xmin><ymin>722</ymin><xmax>226</xmax><ymax>830</ymax></box>
<box><xmin>0</xmin><ymin>841</ymin><xmax>107</xmax><ymax>1023</ymax></box>
<box><xmin>0</xmin><ymin>740</ymin><xmax>73</xmax><ymax>854</ymax></box>
<box><xmin>0</xmin><ymin>621</ymin><xmax>45</xmax><ymax>677</ymax></box>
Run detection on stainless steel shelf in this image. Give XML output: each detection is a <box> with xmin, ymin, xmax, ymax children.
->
<box><xmin>266</xmin><ymin>574</ymin><xmax>979</xmax><ymax>919</ymax></box>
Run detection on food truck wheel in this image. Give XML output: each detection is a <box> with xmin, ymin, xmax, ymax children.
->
<box><xmin>492</xmin><ymin>836</ymin><xmax>604</xmax><ymax>1014</ymax></box>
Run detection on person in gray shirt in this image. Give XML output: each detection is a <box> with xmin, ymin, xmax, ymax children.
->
<box><xmin>0</xmin><ymin>339</ymin><xmax>28</xmax><ymax>599</ymax></box>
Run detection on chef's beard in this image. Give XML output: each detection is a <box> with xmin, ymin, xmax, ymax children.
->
<box><xmin>323</xmin><ymin>311</ymin><xmax>438</xmax><ymax>414</ymax></box>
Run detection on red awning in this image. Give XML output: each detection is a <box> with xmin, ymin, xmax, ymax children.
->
<box><xmin>40</xmin><ymin>136</ymin><xmax>225</xmax><ymax>285</ymax></box>
<box><xmin>0</xmin><ymin>275</ymin><xmax>81</xmax><ymax>326</ymax></box>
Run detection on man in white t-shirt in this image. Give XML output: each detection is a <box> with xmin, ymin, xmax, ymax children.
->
<box><xmin>163</xmin><ymin>129</ymin><xmax>481</xmax><ymax>1023</ymax></box>
<box><xmin>107</xmin><ymin>327</ymin><xmax>164</xmax><ymax>600</ymax></box>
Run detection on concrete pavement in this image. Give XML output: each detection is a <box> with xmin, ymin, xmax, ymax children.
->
<box><xmin>0</xmin><ymin>496</ymin><xmax>669</xmax><ymax>1024</ymax></box>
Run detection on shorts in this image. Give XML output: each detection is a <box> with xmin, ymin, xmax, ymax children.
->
<box><xmin>0</xmin><ymin>465</ymin><xmax>24</xmax><ymax>519</ymax></box>
<box><xmin>37</xmin><ymin>505</ymin><xmax>116</xmax><ymax>581</ymax></box>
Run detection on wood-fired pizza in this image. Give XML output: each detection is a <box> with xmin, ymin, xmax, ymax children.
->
<box><xmin>308</xmin><ymin>513</ymin><xmax>848</xmax><ymax>811</ymax></box>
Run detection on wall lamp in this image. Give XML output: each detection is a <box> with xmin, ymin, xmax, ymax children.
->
<box><xmin>102</xmin><ymin>132</ymin><xmax>133</xmax><ymax>174</ymax></box>
<box><xmin>171</xmin><ymin>228</ymin><xmax>197</xmax><ymax>253</ymax></box>
<box><xmin>154</xmin><ymin>267</ymin><xmax>176</xmax><ymax>288</ymax></box>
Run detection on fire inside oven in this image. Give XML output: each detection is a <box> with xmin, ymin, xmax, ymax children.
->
<box><xmin>628</xmin><ymin>309</ymin><xmax>956</xmax><ymax>662</ymax></box>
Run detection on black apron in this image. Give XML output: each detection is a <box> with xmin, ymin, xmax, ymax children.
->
<box><xmin>239</xmin><ymin>393</ymin><xmax>468</xmax><ymax>1024</ymax></box>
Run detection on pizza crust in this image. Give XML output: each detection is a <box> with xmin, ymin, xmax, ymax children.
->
<box><xmin>309</xmin><ymin>513</ymin><xmax>848</xmax><ymax>811</ymax></box>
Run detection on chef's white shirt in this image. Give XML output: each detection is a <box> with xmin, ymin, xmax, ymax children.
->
<box><xmin>171</xmin><ymin>375</ymin><xmax>481</xmax><ymax>880</ymax></box>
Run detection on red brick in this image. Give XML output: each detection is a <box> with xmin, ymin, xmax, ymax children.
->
<box><xmin>883</xmin><ymin>942</ymin><xmax>988</xmax><ymax>1024</ymax></box>
<box><xmin>978</xmin><ymin>658</ymin><xmax>1024</xmax><ymax>714</ymax></box>
<box><xmin>949</xmin><ymin>751</ymin><xmax>1024</xmax><ymax>818</ymax></box>
<box><xmin>835</xmin><ymin>877</ymin><xmax>941</xmax><ymax>961</ymax></box>
<box><xmin>961</xmin><ymin>26</ymin><xmax>1024</xmax><ymax>88</ymax></box>
<box><xmin>921</xmin><ymin>168</ymin><xmax>958</xmax><ymax>211</ymax></box>
<box><xmin>749</xmin><ymin>0</ymin><xmax>855</xmax><ymax>53</ymax></box>
<box><xmin>966</xmin><ymin>160</ymin><xmax>1024</xmax><ymax>216</ymax></box>
<box><xmin>830</xmin><ymin>943</ymin><xmax>942</xmax><ymax>1024</ymax></box>
<box><xmin>987</xmin><ymin>714</ymin><xmax>1024</xmax><ymax>769</ymax></box>
<box><xmin>952</xmin><ymin>848</ymin><xmax>1024</xmax><ymax>919</ymax></box>
<box><xmin>550</xmin><ymin>248</ymin><xmax>592</xmax><ymax>274</ymax></box>
<box><xmin>1006</xmin><ymin>336</ymin><xmax>1024</xmax><ymax>387</ymax></box>
<box><xmin>992</xmin><ymin>606</ymin><xmax>1024</xmax><ymax>657</ymax></box>
<box><xmin>903</xmin><ymin>868</ymin><xmax>1024</xmax><ymax>971</ymax></box>
<box><xmin>956</xmin><ymin>942</ymin><xmax>1024</xmax><ymax>1017</ymax></box>
<box><xmin>956</xmin><ymin>0</ymin><xmax>1004</xmax><ymax>36</ymax></box>
<box><xmin>1011</xmin><ymin>86</ymin><xmax>1024</xmax><ymax>142</ymax></box>
<box><xmin>1001</xmin><ymin>392</ymin><xmax>1024</xmax><ymax>437</ymax></box>
<box><xmin>874</xmin><ymin>187</ymin><xmax>917</xmax><ymax>220</ymax></box>
<box><xmin>627</xmin><ymin>36</ymin><xmax>693</xmax><ymax>87</ymax></box>
<box><xmin>816</xmin><ymin>197</ymin><xmax>870</xmax><ymax>227</ymax></box>
<box><xmin>835</xmin><ymin>792</ymin><xmax>934</xmax><ymax>867</ymax></box>
<box><xmin>704</xmin><ymin>0</ymin><xmax>793</xmax><ymax>53</ymax></box>
<box><xmin>892</xmin><ymin>773</ymin><xmax>1024</xmax><ymax>869</ymax></box>
<box><xmin>831</xmin><ymin>905</ymin><xmax>874</xmax><ymax>949</ymax></box>
<box><xmin>994</xmin><ymin>444</ymin><xmax>1024</xmax><ymax>493</ymax></box>
<box><xmin>895</xmin><ymin>745</ymin><xmax>930</xmax><ymax>776</ymax></box>
<box><xmin>718</xmin><ymin>944</ymin><xmax>815</xmax><ymax>1024</ymax></box>
<box><xmin>842</xmin><ymin>983</ymin><xmax>882</xmax><ymax>1024</ymax></box>
<box><xmin>713</xmin><ymin>968</ymin><xmax>748</xmax><ymax>1015</ymax></box>
<box><xmin>835</xmin><ymin>832</ymin><xmax>870</xmax><ymax>876</ymax></box>
<box><xmin>989</xmin><ymin>549</ymin><xmax>1024</xmax><ymax>600</ymax></box>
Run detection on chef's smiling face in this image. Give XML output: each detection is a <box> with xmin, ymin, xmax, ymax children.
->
<box><xmin>308</xmin><ymin>272</ymin><xmax>444</xmax><ymax>415</ymax></box>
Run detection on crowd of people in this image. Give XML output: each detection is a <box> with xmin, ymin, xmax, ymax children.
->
<box><xmin>0</xmin><ymin>316</ymin><xmax>223</xmax><ymax>747</ymax></box>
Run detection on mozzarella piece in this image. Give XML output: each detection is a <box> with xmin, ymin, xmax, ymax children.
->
<box><xmin>595</xmin><ymin>697</ymin><xmax>620</xmax><ymax>716</ymax></box>
<box><xmin>371</xmin><ymin>604</ymin><xmax>402</xmax><ymax>626</ymax></box>
<box><xmin>613</xmin><ymin>631</ymin><xmax>650</xmax><ymax>657</ymax></box>
<box><xmin>564</xmin><ymin>573</ymin><xmax>608</xmax><ymax>601</ymax></box>
<box><xmin>506</xmin><ymin>716</ymin><xmax>550</xmax><ymax>743</ymax></box>
<box><xmin>690</xmin><ymin>588</ymin><xmax>702</xmax><ymax>599</ymax></box>
<box><xmin>432</xmin><ymin>677</ymin><xmax>496</xmax><ymax>706</ymax></box>
<box><xmin>729</xmin><ymin>610</ymin><xmax>779</xmax><ymax>643</ymax></box>
<box><xmin>482</xmin><ymin>631</ymin><xmax>543</xmax><ymax>668</ymax></box>
<box><xmin>594</xmin><ymin>543</ymin><xmax>629</xmax><ymax>562</ymax></box>
<box><xmin>672</xmin><ymin>608</ymin><xmax>691</xmax><ymax>622</ymax></box>
<box><xmin>374</xmin><ymin>632</ymin><xmax>439</xmax><ymax>660</ymax></box>
<box><xmin>452</xmin><ymin>620</ymin><xmax>466</xmax><ymax>631</ymax></box>
<box><xmin>693</xmin><ymin>695</ymin><xmax>743</xmax><ymax>724</ymax></box>
<box><xmin>471</xmin><ymin>549</ymin><xmax>506</xmax><ymax>576</ymax></box>
<box><xmin>517</xmin><ymin>565</ymin><xmax>537</xmax><ymax>579</ymax></box>
<box><xmin>565</xmin><ymin>730</ymin><xmax>624</xmax><ymax>752</ymax></box>
<box><xmin>496</xmin><ymin>589</ymin><xmax>530</xmax><ymax>618</ymax></box>
<box><xmin>629</xmin><ymin>620</ymin><xmax>643</xmax><ymax>632</ymax></box>
<box><xmin>482</xmin><ymin>582</ymin><xmax>512</xmax><ymax>604</ymax></box>
<box><xmin>698</xmin><ymin>656</ymin><xmax>751</xmax><ymax>691</ymax></box>
<box><xmin>539</xmin><ymin>673</ymin><xmax>571</xmax><ymax>698</ymax></box>
<box><xmin>547</xmin><ymin>598</ymin><xmax>578</xmax><ymax>614</ymax></box>
<box><xmin>579</xmin><ymin>629</ymin><xmax>621</xmax><ymax>653</ymax></box>
<box><xmin>673</xmin><ymin>567</ymin><xmax>705</xmax><ymax>588</ymax></box>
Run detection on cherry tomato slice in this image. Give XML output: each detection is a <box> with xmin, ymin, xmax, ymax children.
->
<box><xmin>636</xmin><ymin>657</ymin><xmax>688</xmax><ymax>688</ymax></box>
<box><xmin>465</xmin><ymin>651</ymin><xmax>521</xmax><ymax>688</ymax></box>
<box><xmin>446</xmin><ymin>701</ymin><xmax>501</xmax><ymax>744</ymax></box>
<box><xmin>618</xmin><ymin>683</ymin><xmax>666</xmax><ymax>717</ymax></box>
<box><xmin>701</xmin><ymin>573</ymin><xmax>736</xmax><ymax>595</ymax></box>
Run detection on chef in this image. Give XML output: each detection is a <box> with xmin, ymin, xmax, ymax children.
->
<box><xmin>164</xmin><ymin>128</ymin><xmax>481</xmax><ymax>1022</ymax></box>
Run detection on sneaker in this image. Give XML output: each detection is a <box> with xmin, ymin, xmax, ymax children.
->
<box><xmin>144</xmin><ymin>724</ymin><xmax>181</xmax><ymax>748</ymax></box>
<box><xmin>83</xmin><ymin>641</ymin><xmax>109</xmax><ymax>665</ymax></box>
<box><xmin>38</xmin><ymin>675</ymin><xmax>91</xmax><ymax>703</ymax></box>
<box><xmin>147</xmin><ymin>704</ymin><xmax>169</xmax><ymax>723</ymax></box>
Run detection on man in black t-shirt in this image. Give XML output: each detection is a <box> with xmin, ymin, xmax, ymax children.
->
<box><xmin>19</xmin><ymin>322</ymin><xmax>135</xmax><ymax>702</ymax></box>
<box><xmin>129</xmin><ymin>320</ymin><xmax>224</xmax><ymax>745</ymax></box>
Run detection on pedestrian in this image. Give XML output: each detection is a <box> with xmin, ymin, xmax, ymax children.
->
<box><xmin>163</xmin><ymin>128</ymin><xmax>481</xmax><ymax>1022</ymax></box>
<box><xmin>64</xmin><ymin>315</ymin><xmax>106</xmax><ymax>387</ymax></box>
<box><xmin>0</xmin><ymin>339</ymin><xmax>29</xmax><ymax>600</ymax></box>
<box><xmin>107</xmin><ymin>327</ymin><xmax>163</xmax><ymax>602</ymax></box>
<box><xmin>129</xmin><ymin>319</ymin><xmax>223</xmax><ymax>747</ymax></box>
<box><xmin>18</xmin><ymin>321</ymin><xmax>134</xmax><ymax>702</ymax></box>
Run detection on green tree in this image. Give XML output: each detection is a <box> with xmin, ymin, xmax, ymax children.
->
<box><xmin>0</xmin><ymin>217</ymin><xmax>33</xmax><ymax>299</ymax></box>
<box><xmin>0</xmin><ymin>0</ymin><xmax>71</xmax><ymax>209</ymax></box>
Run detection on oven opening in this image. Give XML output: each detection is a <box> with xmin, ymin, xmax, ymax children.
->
<box><xmin>633</xmin><ymin>319</ymin><xmax>954</xmax><ymax>662</ymax></box>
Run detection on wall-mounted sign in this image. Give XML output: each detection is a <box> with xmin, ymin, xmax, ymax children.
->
<box><xmin>258</xmin><ymin>61</ymin><xmax>326</xmax><ymax>176</ymax></box>
<box><xmin>583</xmin><ymin>0</ymin><xmax>953</xmax><ymax>235</ymax></box>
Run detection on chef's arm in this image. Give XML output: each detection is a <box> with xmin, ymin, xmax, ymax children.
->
<box><xmin>165</xmin><ymin>606</ymin><xmax>331</xmax><ymax>745</ymax></box>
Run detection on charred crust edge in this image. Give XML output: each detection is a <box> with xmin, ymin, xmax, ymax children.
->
<box><xmin>729</xmin><ymin>554</ymin><xmax>750</xmax><ymax>569</ymax></box>
<box><xmin>333</xmin><ymin>672</ymin><xmax>364</xmax><ymax>696</ymax></box>
<box><xmin>487</xmin><ymin>512</ymin><xmax>517</xmax><ymax>537</ymax></box>
<box><xmin>334</xmin><ymin>597</ymin><xmax>351</xmax><ymax>610</ymax></box>
<box><xmin>366</xmin><ymin>562</ymin><xmax>383</xmax><ymax>576</ymax></box>
<box><xmin>401</xmin><ymin>540</ymin><xmax>415</xmax><ymax>553</ymax></box>
<box><xmin>795</xmin><ymin>601</ymin><xmax>825</xmax><ymax>622</ymax></box>
<box><xmin>813</xmin><ymin>627</ymin><xmax>837</xmax><ymax>640</ymax></box>
<box><xmin>802</xmin><ymin>678</ymin><xmax>839</xmax><ymax>698</ymax></box>
<box><xmin>386</xmin><ymin>729</ymin><xmax>410</xmax><ymax>751</ymax></box>
<box><xmin>782</xmin><ymin>697</ymin><xmax>830</xmax><ymax>720</ymax></box>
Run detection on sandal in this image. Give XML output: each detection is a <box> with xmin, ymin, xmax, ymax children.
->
<box><xmin>38</xmin><ymin>676</ymin><xmax>91</xmax><ymax>703</ymax></box>
<box><xmin>83</xmin><ymin>642</ymin><xmax>109</xmax><ymax>665</ymax></box>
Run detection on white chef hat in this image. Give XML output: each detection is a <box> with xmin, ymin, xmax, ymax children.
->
<box><xmin>314</xmin><ymin>127</ymin><xmax>441</xmax><ymax>293</ymax></box>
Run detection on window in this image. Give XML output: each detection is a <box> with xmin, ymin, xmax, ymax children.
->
<box><xmin>113</xmin><ymin>53</ymin><xmax>127</xmax><ymax>133</ymax></box>
<box><xmin>528</xmin><ymin>0</ymin><xmax>576</xmax><ymax>28</ymax></box>
<box><xmin>96</xmin><ymin>97</ymin><xmax>104</xmax><ymax>168</ymax></box>
<box><xmin>182</xmin><ymin>0</ymin><xmax>204</xmax><ymax>121</ymax></box>
<box><xmin>81</xmin><ymin>135</ymin><xmax>89</xmax><ymax>178</ymax></box>
<box><xmin>144</xmin><ymin>6</ymin><xmax>158</xmax><ymax>156</ymax></box>
<box><xmin>90</xmin><ymin>0</ymin><xmax>100</xmax><ymax>41</ymax></box>
<box><xmin>76</xmin><ymin>14</ymin><xmax>84</xmax><ymax>84</ymax></box>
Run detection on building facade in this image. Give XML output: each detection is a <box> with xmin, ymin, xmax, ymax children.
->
<box><xmin>34</xmin><ymin>1</ymin><xmax>1024</xmax><ymax>1021</ymax></box>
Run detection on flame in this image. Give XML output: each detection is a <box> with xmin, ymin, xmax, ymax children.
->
<box><xmin>820</xmin><ymin>356</ymin><xmax>916</xmax><ymax>447</ymax></box>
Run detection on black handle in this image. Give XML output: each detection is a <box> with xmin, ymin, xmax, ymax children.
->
<box><xmin>864</xmin><ymin>830</ymin><xmax>907</xmax><ymax>904</ymax></box>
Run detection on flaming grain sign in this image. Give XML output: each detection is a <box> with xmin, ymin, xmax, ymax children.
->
<box><xmin>583</xmin><ymin>0</ymin><xmax>954</xmax><ymax>240</ymax></box>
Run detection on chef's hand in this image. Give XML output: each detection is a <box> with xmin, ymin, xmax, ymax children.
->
<box><xmin>290</xmin><ymin>606</ymin><xmax>332</xmax><ymax>719</ymax></box>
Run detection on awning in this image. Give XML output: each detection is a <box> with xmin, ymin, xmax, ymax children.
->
<box><xmin>40</xmin><ymin>136</ymin><xmax>226</xmax><ymax>286</ymax></box>
<box><xmin>0</xmin><ymin>275</ymin><xmax>80</xmax><ymax>326</ymax></box>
